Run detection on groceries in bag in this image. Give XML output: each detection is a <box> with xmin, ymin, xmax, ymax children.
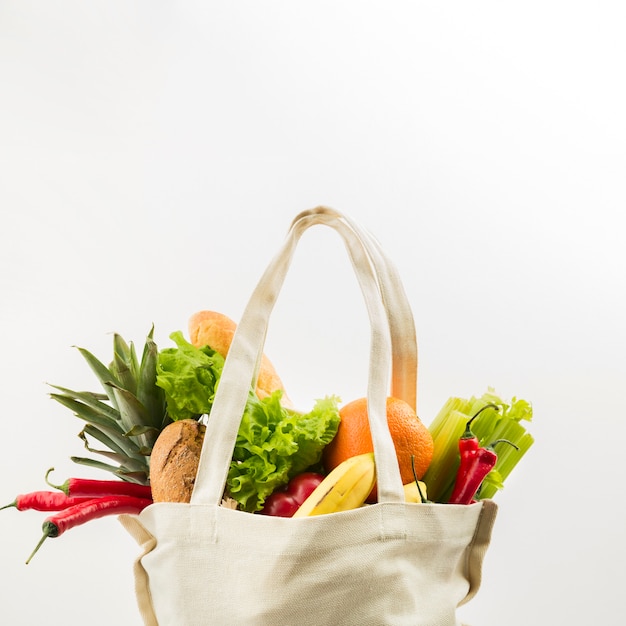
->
<box><xmin>2</xmin><ymin>310</ymin><xmax>533</xmax><ymax>562</ymax></box>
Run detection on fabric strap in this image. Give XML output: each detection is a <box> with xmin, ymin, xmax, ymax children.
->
<box><xmin>190</xmin><ymin>207</ymin><xmax>417</xmax><ymax>508</ymax></box>
<box><xmin>294</xmin><ymin>207</ymin><xmax>418</xmax><ymax>410</ymax></box>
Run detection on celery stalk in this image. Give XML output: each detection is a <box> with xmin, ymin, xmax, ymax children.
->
<box><xmin>423</xmin><ymin>391</ymin><xmax>534</xmax><ymax>503</ymax></box>
<box><xmin>427</xmin><ymin>397</ymin><xmax>473</xmax><ymax>440</ymax></box>
<box><xmin>421</xmin><ymin>408</ymin><xmax>468</xmax><ymax>502</ymax></box>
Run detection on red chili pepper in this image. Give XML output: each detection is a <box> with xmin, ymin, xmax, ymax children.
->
<box><xmin>448</xmin><ymin>439</ymin><xmax>519</xmax><ymax>505</ymax></box>
<box><xmin>25</xmin><ymin>495</ymin><xmax>152</xmax><ymax>564</ymax></box>
<box><xmin>0</xmin><ymin>491</ymin><xmax>92</xmax><ymax>512</ymax></box>
<box><xmin>45</xmin><ymin>468</ymin><xmax>152</xmax><ymax>500</ymax></box>
<box><xmin>260</xmin><ymin>473</ymin><xmax>325</xmax><ymax>517</ymax></box>
<box><xmin>455</xmin><ymin>404</ymin><xmax>500</xmax><ymax>487</ymax></box>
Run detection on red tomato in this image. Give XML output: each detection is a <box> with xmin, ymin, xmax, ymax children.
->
<box><xmin>287</xmin><ymin>472</ymin><xmax>325</xmax><ymax>506</ymax></box>
<box><xmin>259</xmin><ymin>472</ymin><xmax>325</xmax><ymax>517</ymax></box>
<box><xmin>260</xmin><ymin>492</ymin><xmax>299</xmax><ymax>517</ymax></box>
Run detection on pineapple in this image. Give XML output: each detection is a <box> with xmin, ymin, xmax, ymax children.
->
<box><xmin>49</xmin><ymin>328</ymin><xmax>171</xmax><ymax>485</ymax></box>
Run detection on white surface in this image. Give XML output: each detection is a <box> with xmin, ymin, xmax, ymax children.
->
<box><xmin>1</xmin><ymin>2</ymin><xmax>624</xmax><ymax>625</ymax></box>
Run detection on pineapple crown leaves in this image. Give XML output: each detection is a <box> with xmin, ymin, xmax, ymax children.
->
<box><xmin>49</xmin><ymin>327</ymin><xmax>171</xmax><ymax>485</ymax></box>
<box><xmin>72</xmin><ymin>426</ymin><xmax>151</xmax><ymax>483</ymax></box>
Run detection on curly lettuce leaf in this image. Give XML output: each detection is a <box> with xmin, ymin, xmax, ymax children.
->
<box><xmin>155</xmin><ymin>331</ymin><xmax>224</xmax><ymax>421</ymax></box>
<box><xmin>227</xmin><ymin>393</ymin><xmax>341</xmax><ymax>512</ymax></box>
<box><xmin>155</xmin><ymin>332</ymin><xmax>341</xmax><ymax>512</ymax></box>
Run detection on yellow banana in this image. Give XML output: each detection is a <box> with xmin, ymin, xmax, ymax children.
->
<box><xmin>292</xmin><ymin>452</ymin><xmax>376</xmax><ymax>517</ymax></box>
<box><xmin>403</xmin><ymin>480</ymin><xmax>428</xmax><ymax>503</ymax></box>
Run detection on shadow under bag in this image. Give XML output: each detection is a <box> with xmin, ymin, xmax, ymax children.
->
<box><xmin>120</xmin><ymin>207</ymin><xmax>498</xmax><ymax>626</ymax></box>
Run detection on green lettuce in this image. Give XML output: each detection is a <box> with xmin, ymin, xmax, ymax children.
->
<box><xmin>155</xmin><ymin>331</ymin><xmax>224</xmax><ymax>420</ymax></box>
<box><xmin>229</xmin><ymin>393</ymin><xmax>341</xmax><ymax>512</ymax></box>
<box><xmin>156</xmin><ymin>332</ymin><xmax>341</xmax><ymax>512</ymax></box>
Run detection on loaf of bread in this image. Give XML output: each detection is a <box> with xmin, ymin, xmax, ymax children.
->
<box><xmin>188</xmin><ymin>310</ymin><xmax>291</xmax><ymax>406</ymax></box>
<box><xmin>150</xmin><ymin>311</ymin><xmax>293</xmax><ymax>503</ymax></box>
<box><xmin>149</xmin><ymin>419</ymin><xmax>205</xmax><ymax>503</ymax></box>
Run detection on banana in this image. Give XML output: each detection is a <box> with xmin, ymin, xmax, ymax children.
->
<box><xmin>403</xmin><ymin>480</ymin><xmax>428</xmax><ymax>503</ymax></box>
<box><xmin>292</xmin><ymin>452</ymin><xmax>376</xmax><ymax>517</ymax></box>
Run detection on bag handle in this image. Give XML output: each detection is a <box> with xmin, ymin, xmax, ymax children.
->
<box><xmin>304</xmin><ymin>208</ymin><xmax>418</xmax><ymax>410</ymax></box>
<box><xmin>191</xmin><ymin>207</ymin><xmax>416</xmax><ymax>507</ymax></box>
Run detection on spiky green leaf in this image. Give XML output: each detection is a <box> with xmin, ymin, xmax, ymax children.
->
<box><xmin>50</xmin><ymin>394</ymin><xmax>125</xmax><ymax>434</ymax></box>
<box><xmin>114</xmin><ymin>470</ymin><xmax>150</xmax><ymax>484</ymax></box>
<box><xmin>78</xmin><ymin>431</ymin><xmax>147</xmax><ymax>472</ymax></box>
<box><xmin>80</xmin><ymin>424</ymin><xmax>146</xmax><ymax>463</ymax></box>
<box><xmin>48</xmin><ymin>385</ymin><xmax>122</xmax><ymax>423</ymax></box>
<box><xmin>125</xmin><ymin>424</ymin><xmax>160</xmax><ymax>437</ymax></box>
<box><xmin>111</xmin><ymin>333</ymin><xmax>139</xmax><ymax>395</ymax></box>
<box><xmin>106</xmin><ymin>382</ymin><xmax>152</xmax><ymax>431</ymax></box>
<box><xmin>70</xmin><ymin>456</ymin><xmax>149</xmax><ymax>485</ymax></box>
<box><xmin>137</xmin><ymin>332</ymin><xmax>167</xmax><ymax>430</ymax></box>
<box><xmin>75</xmin><ymin>346</ymin><xmax>121</xmax><ymax>410</ymax></box>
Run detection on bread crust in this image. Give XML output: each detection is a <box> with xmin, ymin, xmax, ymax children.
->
<box><xmin>150</xmin><ymin>313</ymin><xmax>292</xmax><ymax>502</ymax></box>
<box><xmin>149</xmin><ymin>419</ymin><xmax>206</xmax><ymax>503</ymax></box>
<box><xmin>188</xmin><ymin>310</ymin><xmax>291</xmax><ymax>406</ymax></box>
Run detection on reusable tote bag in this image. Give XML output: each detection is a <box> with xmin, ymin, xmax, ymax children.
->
<box><xmin>120</xmin><ymin>207</ymin><xmax>498</xmax><ymax>626</ymax></box>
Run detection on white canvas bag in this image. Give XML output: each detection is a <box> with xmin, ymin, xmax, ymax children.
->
<box><xmin>120</xmin><ymin>207</ymin><xmax>498</xmax><ymax>626</ymax></box>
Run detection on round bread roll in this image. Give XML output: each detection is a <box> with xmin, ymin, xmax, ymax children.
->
<box><xmin>149</xmin><ymin>419</ymin><xmax>205</xmax><ymax>503</ymax></box>
<box><xmin>188</xmin><ymin>310</ymin><xmax>292</xmax><ymax>406</ymax></box>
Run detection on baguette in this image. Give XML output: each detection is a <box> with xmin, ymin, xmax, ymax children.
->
<box><xmin>188</xmin><ymin>310</ymin><xmax>292</xmax><ymax>407</ymax></box>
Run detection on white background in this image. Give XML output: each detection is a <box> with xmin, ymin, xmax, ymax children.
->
<box><xmin>1</xmin><ymin>2</ymin><xmax>624</xmax><ymax>625</ymax></box>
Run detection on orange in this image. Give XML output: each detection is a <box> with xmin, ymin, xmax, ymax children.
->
<box><xmin>322</xmin><ymin>396</ymin><xmax>434</xmax><ymax>502</ymax></box>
